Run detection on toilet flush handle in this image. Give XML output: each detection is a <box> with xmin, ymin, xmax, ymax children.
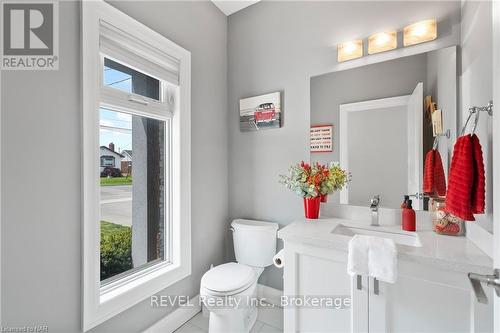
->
<box><xmin>230</xmin><ymin>227</ymin><xmax>235</xmax><ymax>232</ymax></box>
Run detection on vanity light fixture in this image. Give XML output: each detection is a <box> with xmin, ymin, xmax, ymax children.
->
<box><xmin>368</xmin><ymin>30</ymin><xmax>397</xmax><ymax>54</ymax></box>
<box><xmin>403</xmin><ymin>19</ymin><xmax>437</xmax><ymax>47</ymax></box>
<box><xmin>337</xmin><ymin>39</ymin><xmax>363</xmax><ymax>62</ymax></box>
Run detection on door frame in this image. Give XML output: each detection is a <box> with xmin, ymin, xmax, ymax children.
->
<box><xmin>492</xmin><ymin>1</ymin><xmax>500</xmax><ymax>330</ymax></box>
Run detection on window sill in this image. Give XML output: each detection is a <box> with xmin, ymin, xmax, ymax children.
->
<box><xmin>86</xmin><ymin>263</ymin><xmax>190</xmax><ymax>331</ymax></box>
<box><xmin>101</xmin><ymin>260</ymin><xmax>176</xmax><ymax>302</ymax></box>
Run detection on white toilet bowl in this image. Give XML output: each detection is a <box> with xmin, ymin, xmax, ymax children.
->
<box><xmin>200</xmin><ymin>219</ymin><xmax>278</xmax><ymax>333</ymax></box>
<box><xmin>200</xmin><ymin>263</ymin><xmax>263</xmax><ymax>332</ymax></box>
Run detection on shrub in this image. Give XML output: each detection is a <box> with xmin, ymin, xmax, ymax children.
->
<box><xmin>100</xmin><ymin>225</ymin><xmax>132</xmax><ymax>281</ymax></box>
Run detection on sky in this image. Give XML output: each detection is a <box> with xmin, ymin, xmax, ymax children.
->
<box><xmin>100</xmin><ymin>63</ymin><xmax>133</xmax><ymax>152</ymax></box>
<box><xmin>100</xmin><ymin>108</ymin><xmax>132</xmax><ymax>152</ymax></box>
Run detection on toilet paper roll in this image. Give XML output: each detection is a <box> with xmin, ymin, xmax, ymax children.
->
<box><xmin>273</xmin><ymin>249</ymin><xmax>284</xmax><ymax>268</ymax></box>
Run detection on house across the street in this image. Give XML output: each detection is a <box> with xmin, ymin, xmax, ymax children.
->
<box><xmin>100</xmin><ymin>142</ymin><xmax>124</xmax><ymax>172</ymax></box>
<box><xmin>121</xmin><ymin>150</ymin><xmax>133</xmax><ymax>175</ymax></box>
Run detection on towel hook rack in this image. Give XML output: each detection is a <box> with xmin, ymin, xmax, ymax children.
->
<box><xmin>432</xmin><ymin>129</ymin><xmax>451</xmax><ymax>150</ymax></box>
<box><xmin>460</xmin><ymin>101</ymin><xmax>493</xmax><ymax>136</ymax></box>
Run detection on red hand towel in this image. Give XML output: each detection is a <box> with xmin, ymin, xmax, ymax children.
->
<box><xmin>471</xmin><ymin>134</ymin><xmax>485</xmax><ymax>214</ymax></box>
<box><xmin>423</xmin><ymin>149</ymin><xmax>447</xmax><ymax>197</ymax></box>
<box><xmin>423</xmin><ymin>150</ymin><xmax>435</xmax><ymax>195</ymax></box>
<box><xmin>445</xmin><ymin>136</ymin><xmax>475</xmax><ymax>221</ymax></box>
<box><xmin>433</xmin><ymin>150</ymin><xmax>447</xmax><ymax>197</ymax></box>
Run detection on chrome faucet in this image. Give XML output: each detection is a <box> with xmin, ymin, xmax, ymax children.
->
<box><xmin>370</xmin><ymin>195</ymin><xmax>380</xmax><ymax>226</ymax></box>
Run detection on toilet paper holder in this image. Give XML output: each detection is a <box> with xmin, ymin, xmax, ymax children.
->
<box><xmin>273</xmin><ymin>249</ymin><xmax>285</xmax><ymax>268</ymax></box>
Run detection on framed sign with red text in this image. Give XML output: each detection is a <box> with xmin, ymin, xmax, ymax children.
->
<box><xmin>310</xmin><ymin>124</ymin><xmax>333</xmax><ymax>153</ymax></box>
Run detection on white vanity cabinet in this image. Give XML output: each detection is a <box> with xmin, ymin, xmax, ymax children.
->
<box><xmin>366</xmin><ymin>260</ymin><xmax>492</xmax><ymax>333</ymax></box>
<box><xmin>283</xmin><ymin>241</ymin><xmax>353</xmax><ymax>332</ymax></box>
<box><xmin>283</xmin><ymin>241</ymin><xmax>493</xmax><ymax>333</ymax></box>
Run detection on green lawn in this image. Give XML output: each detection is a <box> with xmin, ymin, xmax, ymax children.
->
<box><xmin>100</xmin><ymin>176</ymin><xmax>132</xmax><ymax>186</ymax></box>
<box><xmin>101</xmin><ymin>220</ymin><xmax>131</xmax><ymax>238</ymax></box>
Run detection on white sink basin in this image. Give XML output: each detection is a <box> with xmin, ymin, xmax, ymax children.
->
<box><xmin>332</xmin><ymin>224</ymin><xmax>422</xmax><ymax>247</ymax></box>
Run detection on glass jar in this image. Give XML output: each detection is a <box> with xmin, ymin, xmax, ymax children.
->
<box><xmin>431</xmin><ymin>198</ymin><xmax>465</xmax><ymax>236</ymax></box>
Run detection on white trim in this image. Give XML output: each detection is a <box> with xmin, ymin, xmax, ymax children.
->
<box><xmin>143</xmin><ymin>295</ymin><xmax>201</xmax><ymax>333</ymax></box>
<box><xmin>100</xmin><ymin>86</ymin><xmax>173</xmax><ymax>121</ymax></box>
<box><xmin>406</xmin><ymin>83</ymin><xmax>424</xmax><ymax>211</ymax></box>
<box><xmin>492</xmin><ymin>1</ymin><xmax>500</xmax><ymax>331</ymax></box>
<box><xmin>257</xmin><ymin>284</ymin><xmax>283</xmax><ymax>308</ymax></box>
<box><xmin>0</xmin><ymin>51</ymin><xmax>2</xmax><ymax>328</ymax></box>
<box><xmin>82</xmin><ymin>1</ymin><xmax>191</xmax><ymax>330</ymax></box>
<box><xmin>338</xmin><ymin>95</ymin><xmax>410</xmax><ymax>113</ymax></box>
<box><xmin>339</xmin><ymin>95</ymin><xmax>410</xmax><ymax>205</ymax></box>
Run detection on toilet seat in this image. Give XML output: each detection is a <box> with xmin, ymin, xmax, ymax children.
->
<box><xmin>201</xmin><ymin>262</ymin><xmax>255</xmax><ymax>296</ymax></box>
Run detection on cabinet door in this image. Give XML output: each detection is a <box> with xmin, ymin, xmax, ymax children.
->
<box><xmin>368</xmin><ymin>260</ymin><xmax>493</xmax><ymax>333</ymax></box>
<box><xmin>283</xmin><ymin>242</ymin><xmax>356</xmax><ymax>332</ymax></box>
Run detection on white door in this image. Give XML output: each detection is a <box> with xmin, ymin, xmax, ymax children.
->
<box><xmin>406</xmin><ymin>82</ymin><xmax>423</xmax><ymax>210</ymax></box>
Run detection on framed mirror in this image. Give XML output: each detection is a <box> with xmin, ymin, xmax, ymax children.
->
<box><xmin>310</xmin><ymin>46</ymin><xmax>457</xmax><ymax>210</ymax></box>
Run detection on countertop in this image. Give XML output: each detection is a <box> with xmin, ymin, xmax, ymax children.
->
<box><xmin>278</xmin><ymin>217</ymin><xmax>493</xmax><ymax>275</ymax></box>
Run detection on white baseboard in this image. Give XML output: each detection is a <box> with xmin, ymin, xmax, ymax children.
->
<box><xmin>257</xmin><ymin>284</ymin><xmax>283</xmax><ymax>307</ymax></box>
<box><xmin>143</xmin><ymin>295</ymin><xmax>201</xmax><ymax>333</ymax></box>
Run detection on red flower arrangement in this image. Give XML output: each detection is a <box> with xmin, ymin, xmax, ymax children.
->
<box><xmin>280</xmin><ymin>161</ymin><xmax>350</xmax><ymax>219</ymax></box>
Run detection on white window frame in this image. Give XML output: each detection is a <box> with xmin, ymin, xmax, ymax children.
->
<box><xmin>82</xmin><ymin>1</ymin><xmax>191</xmax><ymax>330</ymax></box>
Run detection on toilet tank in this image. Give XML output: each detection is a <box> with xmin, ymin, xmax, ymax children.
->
<box><xmin>231</xmin><ymin>219</ymin><xmax>279</xmax><ymax>268</ymax></box>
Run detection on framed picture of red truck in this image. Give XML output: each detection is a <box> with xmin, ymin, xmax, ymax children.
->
<box><xmin>239</xmin><ymin>92</ymin><xmax>282</xmax><ymax>132</ymax></box>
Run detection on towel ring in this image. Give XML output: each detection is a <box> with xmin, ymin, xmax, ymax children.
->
<box><xmin>460</xmin><ymin>109</ymin><xmax>480</xmax><ymax>136</ymax></box>
<box><xmin>461</xmin><ymin>101</ymin><xmax>493</xmax><ymax>136</ymax></box>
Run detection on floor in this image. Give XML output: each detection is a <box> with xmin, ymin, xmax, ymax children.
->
<box><xmin>175</xmin><ymin>303</ymin><xmax>283</xmax><ymax>333</ymax></box>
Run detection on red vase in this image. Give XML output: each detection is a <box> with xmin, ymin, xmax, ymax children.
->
<box><xmin>320</xmin><ymin>194</ymin><xmax>328</xmax><ymax>203</ymax></box>
<box><xmin>303</xmin><ymin>197</ymin><xmax>321</xmax><ymax>219</ymax></box>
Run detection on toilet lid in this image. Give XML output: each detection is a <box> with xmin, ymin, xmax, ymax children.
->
<box><xmin>201</xmin><ymin>262</ymin><xmax>255</xmax><ymax>293</ymax></box>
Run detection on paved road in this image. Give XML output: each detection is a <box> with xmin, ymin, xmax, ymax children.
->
<box><xmin>101</xmin><ymin>185</ymin><xmax>132</xmax><ymax>226</ymax></box>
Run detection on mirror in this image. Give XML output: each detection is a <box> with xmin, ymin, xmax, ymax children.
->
<box><xmin>310</xmin><ymin>46</ymin><xmax>457</xmax><ymax>210</ymax></box>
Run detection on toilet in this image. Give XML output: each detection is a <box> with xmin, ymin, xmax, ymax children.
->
<box><xmin>200</xmin><ymin>219</ymin><xmax>279</xmax><ymax>333</ymax></box>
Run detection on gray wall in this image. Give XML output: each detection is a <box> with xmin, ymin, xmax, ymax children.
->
<box><xmin>426</xmin><ymin>46</ymin><xmax>458</xmax><ymax>177</ymax></box>
<box><xmin>1</xmin><ymin>1</ymin><xmax>81</xmax><ymax>330</ymax></box>
<box><xmin>1</xmin><ymin>1</ymin><xmax>228</xmax><ymax>332</ymax></box>
<box><xmin>460</xmin><ymin>0</ymin><xmax>493</xmax><ymax>232</ymax></box>
<box><xmin>228</xmin><ymin>1</ymin><xmax>460</xmax><ymax>290</ymax></box>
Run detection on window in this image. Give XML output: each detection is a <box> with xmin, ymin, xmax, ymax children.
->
<box><xmin>100</xmin><ymin>156</ymin><xmax>115</xmax><ymax>167</ymax></box>
<box><xmin>99</xmin><ymin>108</ymin><xmax>166</xmax><ymax>283</ymax></box>
<box><xmin>83</xmin><ymin>1</ymin><xmax>191</xmax><ymax>330</ymax></box>
<box><xmin>103</xmin><ymin>58</ymin><xmax>160</xmax><ymax>100</ymax></box>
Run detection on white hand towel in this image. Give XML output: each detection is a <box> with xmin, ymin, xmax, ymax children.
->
<box><xmin>368</xmin><ymin>237</ymin><xmax>398</xmax><ymax>284</ymax></box>
<box><xmin>347</xmin><ymin>235</ymin><xmax>370</xmax><ymax>277</ymax></box>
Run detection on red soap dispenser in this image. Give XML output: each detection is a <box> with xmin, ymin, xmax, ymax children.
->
<box><xmin>402</xmin><ymin>199</ymin><xmax>416</xmax><ymax>232</ymax></box>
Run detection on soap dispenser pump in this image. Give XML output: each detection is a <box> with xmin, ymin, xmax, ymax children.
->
<box><xmin>401</xmin><ymin>195</ymin><xmax>410</xmax><ymax>208</ymax></box>
<box><xmin>402</xmin><ymin>199</ymin><xmax>416</xmax><ymax>232</ymax></box>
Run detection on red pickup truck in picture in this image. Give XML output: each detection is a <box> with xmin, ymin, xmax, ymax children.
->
<box><xmin>254</xmin><ymin>103</ymin><xmax>276</xmax><ymax>124</ymax></box>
